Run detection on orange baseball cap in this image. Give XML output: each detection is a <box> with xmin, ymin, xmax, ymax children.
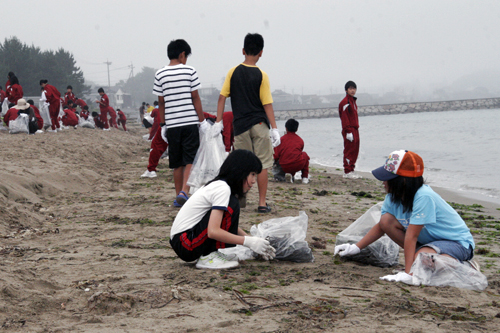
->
<box><xmin>372</xmin><ymin>150</ymin><xmax>424</xmax><ymax>181</ymax></box>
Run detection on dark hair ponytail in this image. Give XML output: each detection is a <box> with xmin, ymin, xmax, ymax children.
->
<box><xmin>386</xmin><ymin>176</ymin><xmax>424</xmax><ymax>213</ymax></box>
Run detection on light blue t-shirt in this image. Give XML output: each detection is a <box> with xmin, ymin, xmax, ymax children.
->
<box><xmin>381</xmin><ymin>185</ymin><xmax>474</xmax><ymax>249</ymax></box>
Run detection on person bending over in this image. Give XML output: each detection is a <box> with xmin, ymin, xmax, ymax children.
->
<box><xmin>334</xmin><ymin>150</ymin><xmax>477</xmax><ymax>284</ymax></box>
<box><xmin>170</xmin><ymin>150</ymin><xmax>276</xmax><ymax>269</ymax></box>
<box><xmin>273</xmin><ymin>118</ymin><xmax>310</xmax><ymax>184</ymax></box>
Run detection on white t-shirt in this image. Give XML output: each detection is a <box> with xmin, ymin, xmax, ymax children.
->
<box><xmin>170</xmin><ymin>180</ymin><xmax>231</xmax><ymax>238</ymax></box>
<box><xmin>152</xmin><ymin>64</ymin><xmax>201</xmax><ymax>129</ymax></box>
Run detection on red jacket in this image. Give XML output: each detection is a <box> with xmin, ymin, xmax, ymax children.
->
<box><xmin>0</xmin><ymin>89</ymin><xmax>5</xmax><ymax>101</ymax></box>
<box><xmin>7</xmin><ymin>84</ymin><xmax>23</xmax><ymax>104</ymax></box>
<box><xmin>62</xmin><ymin>108</ymin><xmax>79</xmax><ymax>126</ymax></box>
<box><xmin>44</xmin><ymin>84</ymin><xmax>61</xmax><ymax>104</ymax></box>
<box><xmin>3</xmin><ymin>107</ymin><xmax>18</xmax><ymax>127</ymax></box>
<box><xmin>31</xmin><ymin>105</ymin><xmax>44</xmax><ymax>129</ymax></box>
<box><xmin>99</xmin><ymin>94</ymin><xmax>109</xmax><ymax>112</ymax></box>
<box><xmin>338</xmin><ymin>94</ymin><xmax>359</xmax><ymax>132</ymax></box>
<box><xmin>117</xmin><ymin>110</ymin><xmax>127</xmax><ymax>121</ymax></box>
<box><xmin>80</xmin><ymin>110</ymin><xmax>89</xmax><ymax>120</ymax></box>
<box><xmin>148</xmin><ymin>108</ymin><xmax>160</xmax><ymax>140</ymax></box>
<box><xmin>108</xmin><ymin>106</ymin><xmax>117</xmax><ymax>119</ymax></box>
<box><xmin>273</xmin><ymin>132</ymin><xmax>305</xmax><ymax>166</ymax></box>
<box><xmin>74</xmin><ymin>98</ymin><xmax>87</xmax><ymax>110</ymax></box>
<box><xmin>5</xmin><ymin>80</ymin><xmax>10</xmax><ymax>98</ymax></box>
<box><xmin>94</xmin><ymin>115</ymin><xmax>105</xmax><ymax>129</ymax></box>
<box><xmin>64</xmin><ymin>92</ymin><xmax>75</xmax><ymax>105</ymax></box>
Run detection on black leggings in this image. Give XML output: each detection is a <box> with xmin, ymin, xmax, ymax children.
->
<box><xmin>170</xmin><ymin>195</ymin><xmax>240</xmax><ymax>262</ymax></box>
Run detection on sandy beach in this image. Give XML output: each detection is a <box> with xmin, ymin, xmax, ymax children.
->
<box><xmin>1</xmin><ymin>123</ymin><xmax>499</xmax><ymax>332</ymax></box>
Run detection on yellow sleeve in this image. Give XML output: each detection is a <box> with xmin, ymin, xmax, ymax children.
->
<box><xmin>260</xmin><ymin>70</ymin><xmax>273</xmax><ymax>105</ymax></box>
<box><xmin>220</xmin><ymin>67</ymin><xmax>237</xmax><ymax>97</ymax></box>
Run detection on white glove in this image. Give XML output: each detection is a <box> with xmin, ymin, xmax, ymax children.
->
<box><xmin>346</xmin><ymin>133</ymin><xmax>354</xmax><ymax>142</ymax></box>
<box><xmin>161</xmin><ymin>124</ymin><xmax>168</xmax><ymax>143</ymax></box>
<box><xmin>199</xmin><ymin>119</ymin><xmax>210</xmax><ymax>134</ymax></box>
<box><xmin>212</xmin><ymin>121</ymin><xmax>223</xmax><ymax>134</ymax></box>
<box><xmin>243</xmin><ymin>236</ymin><xmax>276</xmax><ymax>258</ymax></box>
<box><xmin>334</xmin><ymin>243</ymin><xmax>360</xmax><ymax>257</ymax></box>
<box><xmin>379</xmin><ymin>272</ymin><xmax>414</xmax><ymax>285</ymax></box>
<box><xmin>270</xmin><ymin>128</ymin><xmax>281</xmax><ymax>147</ymax></box>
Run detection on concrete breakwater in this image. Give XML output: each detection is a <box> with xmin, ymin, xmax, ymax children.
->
<box><xmin>274</xmin><ymin>97</ymin><xmax>500</xmax><ymax>121</ymax></box>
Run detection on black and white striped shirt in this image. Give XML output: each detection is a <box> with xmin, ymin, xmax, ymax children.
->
<box><xmin>152</xmin><ymin>64</ymin><xmax>201</xmax><ymax>128</ymax></box>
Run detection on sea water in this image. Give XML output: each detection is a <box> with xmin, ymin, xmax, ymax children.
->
<box><xmin>276</xmin><ymin>108</ymin><xmax>500</xmax><ymax>204</ymax></box>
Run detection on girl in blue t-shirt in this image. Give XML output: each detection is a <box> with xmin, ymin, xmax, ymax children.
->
<box><xmin>334</xmin><ymin>150</ymin><xmax>476</xmax><ymax>284</ymax></box>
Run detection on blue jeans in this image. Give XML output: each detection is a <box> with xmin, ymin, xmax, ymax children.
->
<box><xmin>417</xmin><ymin>240</ymin><xmax>473</xmax><ymax>263</ymax></box>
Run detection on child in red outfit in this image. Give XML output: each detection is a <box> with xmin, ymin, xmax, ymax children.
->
<box><xmin>92</xmin><ymin>112</ymin><xmax>105</xmax><ymax>129</ymax></box>
<box><xmin>273</xmin><ymin>119</ymin><xmax>310</xmax><ymax>184</ymax></box>
<box><xmin>80</xmin><ymin>106</ymin><xmax>90</xmax><ymax>120</ymax></box>
<box><xmin>117</xmin><ymin>109</ymin><xmax>127</xmax><ymax>131</ymax></box>
<box><xmin>108</xmin><ymin>106</ymin><xmax>119</xmax><ymax>129</ymax></box>
<box><xmin>62</xmin><ymin>101</ymin><xmax>79</xmax><ymax>127</ymax></box>
<box><xmin>40</xmin><ymin>79</ymin><xmax>61</xmax><ymax>131</ymax></box>
<box><xmin>26</xmin><ymin>99</ymin><xmax>43</xmax><ymax>130</ymax></box>
<box><xmin>338</xmin><ymin>81</ymin><xmax>360</xmax><ymax>179</ymax></box>
<box><xmin>2</xmin><ymin>104</ymin><xmax>18</xmax><ymax>127</ymax></box>
<box><xmin>7</xmin><ymin>76</ymin><xmax>23</xmax><ymax>104</ymax></box>
<box><xmin>95</xmin><ymin>87</ymin><xmax>110</xmax><ymax>130</ymax></box>
<box><xmin>64</xmin><ymin>85</ymin><xmax>75</xmax><ymax>107</ymax></box>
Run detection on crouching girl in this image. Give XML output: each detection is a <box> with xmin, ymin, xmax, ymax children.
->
<box><xmin>170</xmin><ymin>149</ymin><xmax>276</xmax><ymax>269</ymax></box>
<box><xmin>335</xmin><ymin>150</ymin><xmax>476</xmax><ymax>284</ymax></box>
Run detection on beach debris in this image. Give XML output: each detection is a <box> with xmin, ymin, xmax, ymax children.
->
<box><xmin>350</xmin><ymin>191</ymin><xmax>373</xmax><ymax>198</ymax></box>
<box><xmin>0</xmin><ymin>227</ymin><xmax>59</xmax><ymax>239</ymax></box>
<box><xmin>311</xmin><ymin>237</ymin><xmax>326</xmax><ymax>249</ymax></box>
<box><xmin>313</xmin><ymin>189</ymin><xmax>329</xmax><ymax>196</ymax></box>
<box><xmin>87</xmin><ymin>291</ymin><xmax>135</xmax><ymax>314</ymax></box>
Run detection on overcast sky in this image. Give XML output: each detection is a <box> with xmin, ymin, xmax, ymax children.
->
<box><xmin>2</xmin><ymin>0</ymin><xmax>499</xmax><ymax>95</ymax></box>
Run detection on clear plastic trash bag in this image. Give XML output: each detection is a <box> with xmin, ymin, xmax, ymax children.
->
<box><xmin>251</xmin><ymin>211</ymin><xmax>314</xmax><ymax>262</ymax></box>
<box><xmin>335</xmin><ymin>202</ymin><xmax>399</xmax><ymax>267</ymax></box>
<box><xmin>187</xmin><ymin>123</ymin><xmax>227</xmax><ymax>189</ymax></box>
<box><xmin>1</xmin><ymin>98</ymin><xmax>9</xmax><ymax>116</ymax></box>
<box><xmin>38</xmin><ymin>101</ymin><xmax>52</xmax><ymax>127</ymax></box>
<box><xmin>79</xmin><ymin>114</ymin><xmax>95</xmax><ymax>129</ymax></box>
<box><xmin>410</xmin><ymin>252</ymin><xmax>488</xmax><ymax>291</ymax></box>
<box><xmin>9</xmin><ymin>114</ymin><xmax>29</xmax><ymax>134</ymax></box>
<box><xmin>143</xmin><ymin>114</ymin><xmax>154</xmax><ymax>125</ymax></box>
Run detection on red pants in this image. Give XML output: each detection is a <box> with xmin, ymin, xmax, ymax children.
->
<box><xmin>62</xmin><ymin>118</ymin><xmax>78</xmax><ymax>127</ymax></box>
<box><xmin>148</xmin><ymin>121</ymin><xmax>159</xmax><ymax>140</ymax></box>
<box><xmin>49</xmin><ymin>101</ymin><xmax>61</xmax><ymax>130</ymax></box>
<box><xmin>117</xmin><ymin>119</ymin><xmax>127</xmax><ymax>131</ymax></box>
<box><xmin>147</xmin><ymin>126</ymin><xmax>168</xmax><ymax>172</ymax></box>
<box><xmin>100</xmin><ymin>109</ymin><xmax>109</xmax><ymax>129</ymax></box>
<box><xmin>280</xmin><ymin>152</ymin><xmax>310</xmax><ymax>178</ymax></box>
<box><xmin>342</xmin><ymin>129</ymin><xmax>360</xmax><ymax>173</ymax></box>
<box><xmin>109</xmin><ymin>115</ymin><xmax>118</xmax><ymax>129</ymax></box>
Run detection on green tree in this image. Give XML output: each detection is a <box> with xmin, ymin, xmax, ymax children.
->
<box><xmin>0</xmin><ymin>37</ymin><xmax>90</xmax><ymax>97</ymax></box>
<box><xmin>123</xmin><ymin>66</ymin><xmax>157</xmax><ymax>106</ymax></box>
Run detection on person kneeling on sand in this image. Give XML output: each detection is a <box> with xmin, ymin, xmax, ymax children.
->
<box><xmin>334</xmin><ymin>150</ymin><xmax>478</xmax><ymax>284</ymax></box>
<box><xmin>92</xmin><ymin>112</ymin><xmax>105</xmax><ymax>130</ymax></box>
<box><xmin>169</xmin><ymin>150</ymin><xmax>276</xmax><ymax>269</ymax></box>
<box><xmin>273</xmin><ymin>118</ymin><xmax>310</xmax><ymax>184</ymax></box>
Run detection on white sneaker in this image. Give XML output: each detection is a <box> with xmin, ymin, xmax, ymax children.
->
<box><xmin>302</xmin><ymin>178</ymin><xmax>309</xmax><ymax>184</ymax></box>
<box><xmin>140</xmin><ymin>170</ymin><xmax>157</xmax><ymax>178</ymax></box>
<box><xmin>195</xmin><ymin>251</ymin><xmax>239</xmax><ymax>270</ymax></box>
<box><xmin>35</xmin><ymin>130</ymin><xmax>44</xmax><ymax>134</ymax></box>
<box><xmin>47</xmin><ymin>129</ymin><xmax>57</xmax><ymax>133</ymax></box>
<box><xmin>343</xmin><ymin>172</ymin><xmax>361</xmax><ymax>179</ymax></box>
<box><xmin>103</xmin><ymin>128</ymin><xmax>111</xmax><ymax>131</ymax></box>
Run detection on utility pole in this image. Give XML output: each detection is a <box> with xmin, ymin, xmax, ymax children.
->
<box><xmin>104</xmin><ymin>60</ymin><xmax>112</xmax><ymax>89</ymax></box>
<box><xmin>128</xmin><ymin>62</ymin><xmax>135</xmax><ymax>79</ymax></box>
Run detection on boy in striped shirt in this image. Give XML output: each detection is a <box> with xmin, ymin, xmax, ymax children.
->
<box><xmin>145</xmin><ymin>39</ymin><xmax>209</xmax><ymax>207</ymax></box>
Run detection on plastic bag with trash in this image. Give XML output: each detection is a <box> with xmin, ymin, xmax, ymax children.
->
<box><xmin>187</xmin><ymin>123</ymin><xmax>226</xmax><ymax>189</ymax></box>
<box><xmin>78</xmin><ymin>114</ymin><xmax>95</xmax><ymax>129</ymax></box>
<box><xmin>38</xmin><ymin>101</ymin><xmax>52</xmax><ymax>128</ymax></box>
<box><xmin>219</xmin><ymin>211</ymin><xmax>314</xmax><ymax>262</ymax></box>
<box><xmin>1</xmin><ymin>98</ymin><xmax>9</xmax><ymax>116</ymax></box>
<box><xmin>335</xmin><ymin>202</ymin><xmax>399</xmax><ymax>267</ymax></box>
<box><xmin>9</xmin><ymin>114</ymin><xmax>29</xmax><ymax>134</ymax></box>
<box><xmin>410</xmin><ymin>252</ymin><xmax>488</xmax><ymax>291</ymax></box>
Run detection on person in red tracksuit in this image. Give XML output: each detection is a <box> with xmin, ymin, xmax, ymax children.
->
<box><xmin>80</xmin><ymin>106</ymin><xmax>90</xmax><ymax>120</ymax></box>
<box><xmin>4</xmin><ymin>72</ymin><xmax>14</xmax><ymax>101</ymax></box>
<box><xmin>222</xmin><ymin>111</ymin><xmax>234</xmax><ymax>152</ymax></box>
<box><xmin>95</xmin><ymin>87</ymin><xmax>110</xmax><ymax>130</ymax></box>
<box><xmin>273</xmin><ymin>119</ymin><xmax>310</xmax><ymax>184</ymax></box>
<box><xmin>108</xmin><ymin>106</ymin><xmax>119</xmax><ymax>129</ymax></box>
<box><xmin>92</xmin><ymin>111</ymin><xmax>105</xmax><ymax>129</ymax></box>
<box><xmin>64</xmin><ymin>85</ymin><xmax>75</xmax><ymax>107</ymax></box>
<box><xmin>61</xmin><ymin>106</ymin><xmax>79</xmax><ymax>127</ymax></box>
<box><xmin>148</xmin><ymin>103</ymin><xmax>160</xmax><ymax>140</ymax></box>
<box><xmin>27</xmin><ymin>99</ymin><xmax>43</xmax><ymax>130</ymax></box>
<box><xmin>2</xmin><ymin>104</ymin><xmax>18</xmax><ymax>127</ymax></box>
<box><xmin>40</xmin><ymin>79</ymin><xmax>61</xmax><ymax>131</ymax></box>
<box><xmin>7</xmin><ymin>76</ymin><xmax>23</xmax><ymax>104</ymax></box>
<box><xmin>338</xmin><ymin>80</ymin><xmax>360</xmax><ymax>179</ymax></box>
<box><xmin>117</xmin><ymin>109</ymin><xmax>127</xmax><ymax>131</ymax></box>
<box><xmin>74</xmin><ymin>98</ymin><xmax>87</xmax><ymax>112</ymax></box>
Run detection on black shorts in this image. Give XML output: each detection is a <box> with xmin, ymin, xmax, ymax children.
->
<box><xmin>143</xmin><ymin>118</ymin><xmax>152</xmax><ymax>128</ymax></box>
<box><xmin>166</xmin><ymin>124</ymin><xmax>200</xmax><ymax>169</ymax></box>
<box><xmin>170</xmin><ymin>195</ymin><xmax>240</xmax><ymax>262</ymax></box>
